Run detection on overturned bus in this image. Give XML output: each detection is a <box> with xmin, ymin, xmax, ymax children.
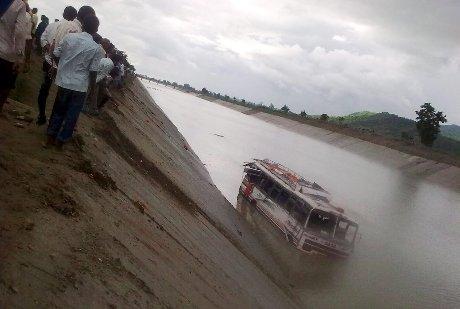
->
<box><xmin>237</xmin><ymin>159</ymin><xmax>359</xmax><ymax>258</ymax></box>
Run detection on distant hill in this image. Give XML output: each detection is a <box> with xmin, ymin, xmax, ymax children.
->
<box><xmin>334</xmin><ymin>111</ymin><xmax>377</xmax><ymax>122</ymax></box>
<box><xmin>441</xmin><ymin>125</ymin><xmax>460</xmax><ymax>142</ymax></box>
<box><xmin>332</xmin><ymin>112</ymin><xmax>460</xmax><ymax>156</ymax></box>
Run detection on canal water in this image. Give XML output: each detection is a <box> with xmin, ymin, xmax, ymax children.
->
<box><xmin>145</xmin><ymin>82</ymin><xmax>460</xmax><ymax>308</ymax></box>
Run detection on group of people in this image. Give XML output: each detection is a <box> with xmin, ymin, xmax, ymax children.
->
<box><xmin>0</xmin><ymin>1</ymin><xmax>130</xmax><ymax>149</ymax></box>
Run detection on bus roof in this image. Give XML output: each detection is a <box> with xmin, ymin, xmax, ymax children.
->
<box><xmin>251</xmin><ymin>159</ymin><xmax>352</xmax><ymax>220</ymax></box>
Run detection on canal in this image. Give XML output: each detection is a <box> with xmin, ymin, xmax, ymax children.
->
<box><xmin>146</xmin><ymin>82</ymin><xmax>460</xmax><ymax>308</ymax></box>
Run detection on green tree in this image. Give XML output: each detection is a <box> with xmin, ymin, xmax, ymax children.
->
<box><xmin>269</xmin><ymin>103</ymin><xmax>275</xmax><ymax>110</ymax></box>
<box><xmin>401</xmin><ymin>131</ymin><xmax>414</xmax><ymax>144</ymax></box>
<box><xmin>202</xmin><ymin>88</ymin><xmax>208</xmax><ymax>94</ymax></box>
<box><xmin>320</xmin><ymin>114</ymin><xmax>329</xmax><ymax>121</ymax></box>
<box><xmin>280</xmin><ymin>105</ymin><xmax>290</xmax><ymax>113</ymax></box>
<box><xmin>300</xmin><ymin>110</ymin><xmax>307</xmax><ymax>117</ymax></box>
<box><xmin>415</xmin><ymin>103</ymin><xmax>447</xmax><ymax>147</ymax></box>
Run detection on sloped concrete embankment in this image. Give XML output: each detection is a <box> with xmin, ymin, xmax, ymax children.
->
<box><xmin>0</xmin><ymin>79</ymin><xmax>298</xmax><ymax>308</ymax></box>
<box><xmin>211</xmin><ymin>101</ymin><xmax>460</xmax><ymax>190</ymax></box>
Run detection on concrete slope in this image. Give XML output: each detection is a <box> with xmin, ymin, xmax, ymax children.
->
<box><xmin>0</xmin><ymin>79</ymin><xmax>298</xmax><ymax>308</ymax></box>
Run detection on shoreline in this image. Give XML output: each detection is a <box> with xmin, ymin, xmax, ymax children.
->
<box><xmin>175</xmin><ymin>89</ymin><xmax>460</xmax><ymax>190</ymax></box>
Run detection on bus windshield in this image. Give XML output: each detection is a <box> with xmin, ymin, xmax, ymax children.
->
<box><xmin>334</xmin><ymin>219</ymin><xmax>358</xmax><ymax>245</ymax></box>
<box><xmin>306</xmin><ymin>209</ymin><xmax>337</xmax><ymax>238</ymax></box>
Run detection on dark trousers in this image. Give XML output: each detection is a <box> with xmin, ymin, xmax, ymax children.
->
<box><xmin>47</xmin><ymin>87</ymin><xmax>86</xmax><ymax>143</ymax></box>
<box><xmin>0</xmin><ymin>88</ymin><xmax>8</xmax><ymax>112</ymax></box>
<box><xmin>0</xmin><ymin>57</ymin><xmax>17</xmax><ymax>112</ymax></box>
<box><xmin>97</xmin><ymin>79</ymin><xmax>110</xmax><ymax>109</ymax></box>
<box><xmin>37</xmin><ymin>61</ymin><xmax>53</xmax><ymax>119</ymax></box>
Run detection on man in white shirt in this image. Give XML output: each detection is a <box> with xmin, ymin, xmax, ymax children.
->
<box><xmin>37</xmin><ymin>6</ymin><xmax>96</xmax><ymax>125</ymax></box>
<box><xmin>49</xmin><ymin>6</ymin><xmax>95</xmax><ymax>54</ymax></box>
<box><xmin>30</xmin><ymin>7</ymin><xmax>38</xmax><ymax>35</ymax></box>
<box><xmin>36</xmin><ymin>6</ymin><xmax>78</xmax><ymax>124</ymax></box>
<box><xmin>83</xmin><ymin>34</ymin><xmax>114</xmax><ymax>114</ymax></box>
<box><xmin>95</xmin><ymin>57</ymin><xmax>114</xmax><ymax>111</ymax></box>
<box><xmin>40</xmin><ymin>19</ymin><xmax>59</xmax><ymax>49</ymax></box>
<box><xmin>45</xmin><ymin>15</ymin><xmax>102</xmax><ymax>148</ymax></box>
<box><xmin>97</xmin><ymin>57</ymin><xmax>115</xmax><ymax>84</ymax></box>
<box><xmin>0</xmin><ymin>0</ymin><xmax>28</xmax><ymax>113</ymax></box>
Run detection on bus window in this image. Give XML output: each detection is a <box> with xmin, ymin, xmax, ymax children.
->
<box><xmin>260</xmin><ymin>178</ymin><xmax>274</xmax><ymax>193</ymax></box>
<box><xmin>285</xmin><ymin>198</ymin><xmax>296</xmax><ymax>213</ymax></box>
<box><xmin>277</xmin><ymin>191</ymin><xmax>290</xmax><ymax>206</ymax></box>
<box><xmin>307</xmin><ymin>209</ymin><xmax>337</xmax><ymax>238</ymax></box>
<box><xmin>300</xmin><ymin>201</ymin><xmax>312</xmax><ymax>215</ymax></box>
<box><xmin>269</xmin><ymin>185</ymin><xmax>282</xmax><ymax>201</ymax></box>
<box><xmin>247</xmin><ymin>172</ymin><xmax>261</xmax><ymax>184</ymax></box>
<box><xmin>289</xmin><ymin>202</ymin><xmax>308</xmax><ymax>225</ymax></box>
<box><xmin>335</xmin><ymin>220</ymin><xmax>358</xmax><ymax>244</ymax></box>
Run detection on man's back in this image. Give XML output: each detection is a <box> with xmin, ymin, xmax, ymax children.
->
<box><xmin>50</xmin><ymin>19</ymin><xmax>81</xmax><ymax>49</ymax></box>
<box><xmin>40</xmin><ymin>21</ymin><xmax>59</xmax><ymax>47</ymax></box>
<box><xmin>54</xmin><ymin>32</ymin><xmax>101</xmax><ymax>93</ymax></box>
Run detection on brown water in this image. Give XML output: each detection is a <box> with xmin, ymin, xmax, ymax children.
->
<box><xmin>145</xmin><ymin>82</ymin><xmax>460</xmax><ymax>308</ymax></box>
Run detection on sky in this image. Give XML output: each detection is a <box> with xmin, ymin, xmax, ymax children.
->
<box><xmin>37</xmin><ymin>0</ymin><xmax>460</xmax><ymax>124</ymax></box>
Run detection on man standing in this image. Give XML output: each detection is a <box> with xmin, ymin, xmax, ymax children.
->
<box><xmin>23</xmin><ymin>3</ymin><xmax>33</xmax><ymax>72</ymax></box>
<box><xmin>0</xmin><ymin>0</ymin><xmax>28</xmax><ymax>113</ymax></box>
<box><xmin>45</xmin><ymin>15</ymin><xmax>102</xmax><ymax>148</ymax></box>
<box><xmin>50</xmin><ymin>6</ymin><xmax>95</xmax><ymax>50</ymax></box>
<box><xmin>35</xmin><ymin>14</ymin><xmax>49</xmax><ymax>52</ymax></box>
<box><xmin>83</xmin><ymin>34</ymin><xmax>114</xmax><ymax>115</ymax></box>
<box><xmin>36</xmin><ymin>6</ymin><xmax>95</xmax><ymax>125</ymax></box>
<box><xmin>36</xmin><ymin>6</ymin><xmax>77</xmax><ymax>125</ymax></box>
<box><xmin>30</xmin><ymin>7</ymin><xmax>38</xmax><ymax>35</ymax></box>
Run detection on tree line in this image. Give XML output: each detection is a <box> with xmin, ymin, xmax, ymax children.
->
<box><xmin>138</xmin><ymin>76</ymin><xmax>448</xmax><ymax>147</ymax></box>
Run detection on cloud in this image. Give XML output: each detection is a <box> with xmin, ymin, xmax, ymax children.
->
<box><xmin>332</xmin><ymin>35</ymin><xmax>347</xmax><ymax>42</ymax></box>
<box><xmin>35</xmin><ymin>0</ymin><xmax>460</xmax><ymax>123</ymax></box>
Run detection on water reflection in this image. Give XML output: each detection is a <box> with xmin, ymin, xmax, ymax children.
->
<box><xmin>146</xmin><ymin>83</ymin><xmax>460</xmax><ymax>308</ymax></box>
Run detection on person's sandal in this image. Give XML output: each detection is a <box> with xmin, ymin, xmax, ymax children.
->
<box><xmin>42</xmin><ymin>135</ymin><xmax>55</xmax><ymax>148</ymax></box>
<box><xmin>36</xmin><ymin>116</ymin><xmax>47</xmax><ymax>126</ymax></box>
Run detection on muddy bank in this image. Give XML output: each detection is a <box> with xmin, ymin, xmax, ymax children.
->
<box><xmin>206</xmin><ymin>99</ymin><xmax>460</xmax><ymax>190</ymax></box>
<box><xmin>0</xmin><ymin>79</ymin><xmax>298</xmax><ymax>308</ymax></box>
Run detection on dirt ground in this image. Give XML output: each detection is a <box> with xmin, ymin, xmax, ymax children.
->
<box><xmin>0</xmin><ymin>60</ymin><xmax>299</xmax><ymax>308</ymax></box>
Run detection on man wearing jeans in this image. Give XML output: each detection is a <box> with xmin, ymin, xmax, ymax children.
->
<box><xmin>45</xmin><ymin>15</ymin><xmax>102</xmax><ymax>148</ymax></box>
<box><xmin>36</xmin><ymin>6</ymin><xmax>78</xmax><ymax>125</ymax></box>
<box><xmin>36</xmin><ymin>6</ymin><xmax>96</xmax><ymax>125</ymax></box>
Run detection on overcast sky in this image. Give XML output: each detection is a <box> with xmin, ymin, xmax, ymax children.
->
<box><xmin>38</xmin><ymin>0</ymin><xmax>460</xmax><ymax>124</ymax></box>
